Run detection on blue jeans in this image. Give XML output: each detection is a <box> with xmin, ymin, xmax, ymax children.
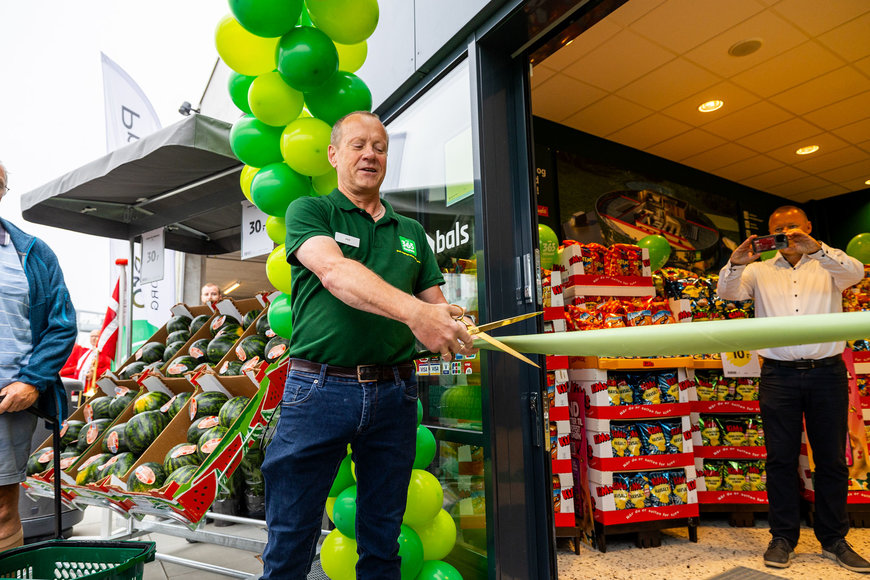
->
<box><xmin>759</xmin><ymin>361</ymin><xmax>850</xmax><ymax>548</ymax></box>
<box><xmin>261</xmin><ymin>361</ymin><xmax>418</xmax><ymax>580</ymax></box>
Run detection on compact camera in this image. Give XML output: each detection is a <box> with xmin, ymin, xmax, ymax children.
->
<box><xmin>751</xmin><ymin>233</ymin><xmax>789</xmax><ymax>254</ymax></box>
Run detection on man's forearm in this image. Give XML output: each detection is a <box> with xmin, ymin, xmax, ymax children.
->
<box><xmin>320</xmin><ymin>257</ymin><xmax>422</xmax><ymax>325</ymax></box>
<box><xmin>717</xmin><ymin>262</ymin><xmax>752</xmax><ymax>301</ymax></box>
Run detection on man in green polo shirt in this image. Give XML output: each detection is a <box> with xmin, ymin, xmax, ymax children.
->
<box><xmin>262</xmin><ymin>111</ymin><xmax>477</xmax><ymax>580</ymax></box>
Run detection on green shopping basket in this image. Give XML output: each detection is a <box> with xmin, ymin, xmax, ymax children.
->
<box><xmin>0</xmin><ymin>539</ymin><xmax>155</xmax><ymax>579</ymax></box>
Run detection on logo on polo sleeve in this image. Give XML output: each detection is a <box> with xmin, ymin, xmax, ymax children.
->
<box><xmin>399</xmin><ymin>236</ymin><xmax>417</xmax><ymax>257</ymax></box>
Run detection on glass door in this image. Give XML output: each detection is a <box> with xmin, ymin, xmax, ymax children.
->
<box><xmin>382</xmin><ymin>58</ymin><xmax>488</xmax><ymax>580</ymax></box>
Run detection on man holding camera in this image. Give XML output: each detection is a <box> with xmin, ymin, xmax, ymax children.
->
<box><xmin>718</xmin><ymin>205</ymin><xmax>866</xmax><ymax>572</ymax></box>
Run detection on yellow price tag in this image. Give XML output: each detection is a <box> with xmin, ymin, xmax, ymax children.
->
<box><xmin>725</xmin><ymin>351</ymin><xmax>753</xmax><ymax>367</ymax></box>
<box><xmin>721</xmin><ymin>350</ymin><xmax>761</xmax><ymax>377</ymax></box>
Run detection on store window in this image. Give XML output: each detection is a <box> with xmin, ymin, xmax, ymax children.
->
<box><xmin>383</xmin><ymin>59</ymin><xmax>487</xmax><ymax>576</ymax></box>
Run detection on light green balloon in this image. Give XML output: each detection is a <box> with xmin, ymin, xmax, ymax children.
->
<box><xmin>402</xmin><ymin>469</ymin><xmax>443</xmax><ymax>527</ymax></box>
<box><xmin>335</xmin><ymin>40</ymin><xmax>367</xmax><ymax>73</ymax></box>
<box><xmin>306</xmin><ymin>0</ymin><xmax>379</xmax><ymax>45</ymax></box>
<box><xmin>312</xmin><ymin>168</ymin><xmax>338</xmax><ymax>195</ymax></box>
<box><xmin>266</xmin><ymin>245</ymin><xmax>293</xmax><ymax>294</ymax></box>
<box><xmin>411</xmin><ymin>509</ymin><xmax>457</xmax><ymax>561</ymax></box>
<box><xmin>538</xmin><ymin>224</ymin><xmax>558</xmax><ymax>270</ymax></box>
<box><xmin>265</xmin><ymin>216</ymin><xmax>286</xmax><ymax>244</ymax></box>
<box><xmin>248</xmin><ymin>71</ymin><xmax>304</xmax><ymax>127</ymax></box>
<box><xmin>280</xmin><ymin>117</ymin><xmax>333</xmax><ymax>176</ymax></box>
<box><xmin>319</xmin><ymin>529</ymin><xmax>358</xmax><ymax>580</ymax></box>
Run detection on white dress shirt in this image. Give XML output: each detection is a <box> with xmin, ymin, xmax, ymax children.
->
<box><xmin>717</xmin><ymin>242</ymin><xmax>864</xmax><ymax>361</ymax></box>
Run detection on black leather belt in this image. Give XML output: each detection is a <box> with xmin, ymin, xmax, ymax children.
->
<box><xmin>289</xmin><ymin>358</ymin><xmax>415</xmax><ymax>383</ymax></box>
<box><xmin>763</xmin><ymin>354</ymin><xmax>842</xmax><ymax>370</ymax></box>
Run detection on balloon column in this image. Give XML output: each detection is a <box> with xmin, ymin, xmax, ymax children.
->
<box><xmin>323</xmin><ymin>400</ymin><xmax>463</xmax><ymax>580</ymax></box>
<box><xmin>217</xmin><ymin>3</ymin><xmax>464</xmax><ymax>578</ymax></box>
<box><xmin>217</xmin><ymin>0</ymin><xmax>377</xmax><ymax>343</ymax></box>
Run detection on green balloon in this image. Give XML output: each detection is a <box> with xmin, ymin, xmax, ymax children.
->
<box><xmin>229</xmin><ymin>115</ymin><xmax>284</xmax><ymax>168</ymax></box>
<box><xmin>416</xmin><ymin>560</ymin><xmax>463</xmax><ymax>580</ymax></box>
<box><xmin>312</xmin><ymin>168</ymin><xmax>338</xmax><ymax>196</ymax></box>
<box><xmin>227</xmin><ymin>72</ymin><xmax>255</xmax><ymax>114</ymax></box>
<box><xmin>297</xmin><ymin>9</ymin><xmax>313</xmax><ymax>26</ymax></box>
<box><xmin>402</xmin><ymin>469</ymin><xmax>443</xmax><ymax>527</ymax></box>
<box><xmin>413</xmin><ymin>425</ymin><xmax>436</xmax><ymax>469</ymax></box>
<box><xmin>320</xmin><ymin>529</ymin><xmax>358</xmax><ymax>580</ymax></box>
<box><xmin>417</xmin><ymin>398</ymin><xmax>423</xmax><ymax>426</ymax></box>
<box><xmin>304</xmin><ymin>72</ymin><xmax>372</xmax><ymax>126</ymax></box>
<box><xmin>411</xmin><ymin>509</ymin><xmax>457</xmax><ymax>561</ymax></box>
<box><xmin>248</xmin><ymin>71</ymin><xmax>304</xmax><ymax>127</ymax></box>
<box><xmin>229</xmin><ymin>0</ymin><xmax>303</xmax><ymax>38</ymax></box>
<box><xmin>265</xmin><ymin>216</ymin><xmax>286</xmax><ymax>244</ymax></box>
<box><xmin>332</xmin><ymin>485</ymin><xmax>357</xmax><ymax>539</ymax></box>
<box><xmin>637</xmin><ymin>234</ymin><xmax>672</xmax><ymax>272</ymax></box>
<box><xmin>328</xmin><ymin>454</ymin><xmax>354</xmax><ymax>497</ymax></box>
<box><xmin>846</xmin><ymin>232</ymin><xmax>870</xmax><ymax>264</ymax></box>
<box><xmin>276</xmin><ymin>26</ymin><xmax>338</xmax><ymax>92</ymax></box>
<box><xmin>397</xmin><ymin>525</ymin><xmax>424</xmax><ymax>580</ymax></box>
<box><xmin>538</xmin><ymin>224</ymin><xmax>559</xmax><ymax>270</ymax></box>
<box><xmin>251</xmin><ymin>162</ymin><xmax>311</xmax><ymax>217</ymax></box>
<box><xmin>280</xmin><ymin>117</ymin><xmax>333</xmax><ymax>176</ymax></box>
<box><xmin>267</xmin><ymin>292</ymin><xmax>293</xmax><ymax>339</ymax></box>
<box><xmin>307</xmin><ymin>0</ymin><xmax>379</xmax><ymax>45</ymax></box>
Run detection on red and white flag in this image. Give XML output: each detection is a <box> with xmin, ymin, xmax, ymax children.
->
<box><xmin>96</xmin><ymin>276</ymin><xmax>121</xmax><ymax>362</ymax></box>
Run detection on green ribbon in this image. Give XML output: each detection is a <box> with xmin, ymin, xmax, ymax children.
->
<box><xmin>473</xmin><ymin>311</ymin><xmax>870</xmax><ymax>358</ymax></box>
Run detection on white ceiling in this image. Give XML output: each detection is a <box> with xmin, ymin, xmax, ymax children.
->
<box><xmin>531</xmin><ymin>0</ymin><xmax>870</xmax><ymax>203</ymax></box>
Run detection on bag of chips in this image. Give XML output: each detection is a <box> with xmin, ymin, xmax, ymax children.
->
<box><xmin>721</xmin><ymin>418</ymin><xmax>748</xmax><ymax>447</ymax></box>
<box><xmin>734</xmin><ymin>377</ymin><xmax>758</xmax><ymax>401</ymax></box>
<box><xmin>669</xmin><ymin>470</ymin><xmax>688</xmax><ymax>504</ymax></box>
<box><xmin>657</xmin><ymin>371</ymin><xmax>679</xmax><ymax>404</ymax></box>
<box><xmin>722</xmin><ymin>461</ymin><xmax>749</xmax><ymax>491</ymax></box>
<box><xmin>695</xmin><ymin>371</ymin><xmax>716</xmax><ymax>401</ymax></box>
<box><xmin>747</xmin><ymin>461</ymin><xmax>766</xmax><ymax>491</ymax></box>
<box><xmin>639</xmin><ymin>422</ymin><xmax>669</xmax><ymax>455</ymax></box>
<box><xmin>626</xmin><ymin>425</ymin><xmax>644</xmax><ymax>457</ymax></box>
<box><xmin>745</xmin><ymin>416</ymin><xmax>764</xmax><ymax>446</ymax></box>
<box><xmin>699</xmin><ymin>416</ymin><xmax>722</xmax><ymax>446</ymax></box>
<box><xmin>627</xmin><ymin>473</ymin><xmax>651</xmax><ymax>509</ymax></box>
<box><xmin>648</xmin><ymin>471</ymin><xmax>673</xmax><ymax>507</ymax></box>
<box><xmin>610</xmin><ymin>424</ymin><xmax>631</xmax><ymax>457</ymax></box>
<box><xmin>702</xmin><ymin>461</ymin><xmax>724</xmax><ymax>491</ymax></box>
<box><xmin>661</xmin><ymin>419</ymin><xmax>683</xmax><ymax>453</ymax></box>
<box><xmin>612</xmin><ymin>473</ymin><xmax>630</xmax><ymax>510</ymax></box>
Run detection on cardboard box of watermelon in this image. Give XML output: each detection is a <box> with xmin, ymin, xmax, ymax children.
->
<box><xmin>212</xmin><ymin>298</ymin><xmax>287</xmax><ymax>381</ymax></box>
<box><xmin>105</xmin><ymin>360</ymin><xmax>281</xmax><ymax>525</ymax></box>
<box><xmin>23</xmin><ymin>380</ymin><xmax>143</xmax><ymax>510</ymax></box>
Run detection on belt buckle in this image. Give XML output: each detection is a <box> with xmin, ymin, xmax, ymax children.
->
<box><xmin>356</xmin><ymin>364</ymin><xmax>378</xmax><ymax>383</ymax></box>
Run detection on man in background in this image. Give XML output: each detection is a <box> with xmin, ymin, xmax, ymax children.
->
<box><xmin>718</xmin><ymin>205</ymin><xmax>866</xmax><ymax>573</ymax></box>
<box><xmin>0</xmin><ymin>159</ymin><xmax>77</xmax><ymax>551</ymax></box>
<box><xmin>200</xmin><ymin>282</ymin><xmax>222</xmax><ymax>305</ymax></box>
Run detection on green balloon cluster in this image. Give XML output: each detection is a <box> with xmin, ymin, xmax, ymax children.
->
<box><xmin>220</xmin><ymin>0</ymin><xmax>380</xmax><ymax>338</ymax></box>
<box><xmin>324</xmin><ymin>442</ymin><xmax>462</xmax><ymax>580</ymax></box>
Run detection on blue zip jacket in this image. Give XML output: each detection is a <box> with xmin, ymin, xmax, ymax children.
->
<box><xmin>1</xmin><ymin>217</ymin><xmax>77</xmax><ymax>420</ymax></box>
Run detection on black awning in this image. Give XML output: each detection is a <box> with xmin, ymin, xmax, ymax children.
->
<box><xmin>21</xmin><ymin>114</ymin><xmax>245</xmax><ymax>255</ymax></box>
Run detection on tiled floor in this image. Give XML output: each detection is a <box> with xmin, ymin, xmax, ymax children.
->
<box><xmin>68</xmin><ymin>508</ymin><xmax>870</xmax><ymax>579</ymax></box>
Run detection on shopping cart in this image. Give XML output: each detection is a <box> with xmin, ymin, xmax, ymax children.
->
<box><xmin>0</xmin><ymin>394</ymin><xmax>156</xmax><ymax>579</ymax></box>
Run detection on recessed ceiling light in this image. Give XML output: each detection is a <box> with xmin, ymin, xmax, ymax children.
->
<box><xmin>698</xmin><ymin>100</ymin><xmax>724</xmax><ymax>113</ymax></box>
<box><xmin>796</xmin><ymin>145</ymin><xmax>819</xmax><ymax>155</ymax></box>
<box><xmin>729</xmin><ymin>38</ymin><xmax>763</xmax><ymax>57</ymax></box>
<box><xmin>865</xmin><ymin>179</ymin><xmax>870</xmax><ymax>186</ymax></box>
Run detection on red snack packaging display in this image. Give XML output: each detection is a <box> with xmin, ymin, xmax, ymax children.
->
<box><xmin>624</xmin><ymin>300</ymin><xmax>652</xmax><ymax>327</ymax></box>
<box><xmin>596</xmin><ymin>300</ymin><xmax>627</xmax><ymax>328</ymax></box>
<box><xmin>647</xmin><ymin>298</ymin><xmax>675</xmax><ymax>325</ymax></box>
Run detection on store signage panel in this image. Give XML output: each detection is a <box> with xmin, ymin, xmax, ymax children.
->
<box><xmin>720</xmin><ymin>350</ymin><xmax>761</xmax><ymax>377</ymax></box>
<box><xmin>241</xmin><ymin>200</ymin><xmax>274</xmax><ymax>260</ymax></box>
<box><xmin>140</xmin><ymin>227</ymin><xmax>164</xmax><ymax>284</ymax></box>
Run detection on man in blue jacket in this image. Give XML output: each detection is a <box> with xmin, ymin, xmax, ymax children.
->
<box><xmin>0</xmin><ymin>160</ymin><xmax>77</xmax><ymax>551</ymax></box>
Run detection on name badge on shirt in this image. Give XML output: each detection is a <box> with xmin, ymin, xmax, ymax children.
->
<box><xmin>335</xmin><ymin>232</ymin><xmax>360</xmax><ymax>248</ymax></box>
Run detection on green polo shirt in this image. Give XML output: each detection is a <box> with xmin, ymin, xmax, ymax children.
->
<box><xmin>284</xmin><ymin>189</ymin><xmax>444</xmax><ymax>367</ymax></box>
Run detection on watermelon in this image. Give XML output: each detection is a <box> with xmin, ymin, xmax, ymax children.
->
<box><xmin>86</xmin><ymin>397</ymin><xmax>113</xmax><ymax>421</ymax></box>
<box><xmin>140</xmin><ymin>342</ymin><xmax>166</xmax><ymax>364</ymax></box>
<box><xmin>127</xmin><ymin>462</ymin><xmax>166</xmax><ymax>492</ymax></box>
<box><xmin>75</xmin><ymin>453</ymin><xmax>111</xmax><ymax>485</ymax></box>
<box><xmin>215</xmin><ymin>323</ymin><xmax>244</xmax><ymax>341</ymax></box>
<box><xmin>207</xmin><ymin>335</ymin><xmax>236</xmax><ymax>364</ymax></box>
<box><xmin>101</xmin><ymin>423</ymin><xmax>129</xmax><ymax>454</ymax></box>
<box><xmin>219</xmin><ymin>361</ymin><xmax>243</xmax><ymax>376</ymax></box>
<box><xmin>59</xmin><ymin>419</ymin><xmax>85</xmax><ymax>448</ymax></box>
<box><xmin>125</xmin><ymin>410</ymin><xmax>170</xmax><ymax>455</ymax></box>
<box><xmin>190</xmin><ymin>392</ymin><xmax>229</xmax><ymax>422</ymax></box>
<box><xmin>235</xmin><ymin>335</ymin><xmax>267</xmax><ymax>362</ymax></box>
<box><xmin>197</xmin><ymin>426</ymin><xmax>229</xmax><ymax>461</ymax></box>
<box><xmin>163</xmin><ymin>340</ymin><xmax>186</xmax><ymax>363</ymax></box>
<box><xmin>163</xmin><ymin>391</ymin><xmax>193</xmax><ymax>419</ymax></box>
<box><xmin>108</xmin><ymin>391</ymin><xmax>136</xmax><ymax>418</ymax></box>
<box><xmin>243</xmin><ymin>309</ymin><xmax>261</xmax><ymax>329</ymax></box>
<box><xmin>256</xmin><ymin>314</ymin><xmax>275</xmax><ymax>338</ymax></box>
<box><xmin>165</xmin><ymin>356</ymin><xmax>199</xmax><ymax>377</ymax></box>
<box><xmin>190</xmin><ymin>314</ymin><xmax>211</xmax><ymax>335</ymax></box>
<box><xmin>134</xmin><ymin>391</ymin><xmax>171</xmax><ymax>414</ymax></box>
<box><xmin>120</xmin><ymin>361</ymin><xmax>146</xmax><ymax>380</ymax></box>
<box><xmin>188</xmin><ymin>338</ymin><xmax>210</xmax><ymax>363</ymax></box>
<box><xmin>26</xmin><ymin>448</ymin><xmax>55</xmax><ymax>476</ymax></box>
<box><xmin>166</xmin><ymin>315</ymin><xmax>193</xmax><ymax>334</ymax></box>
<box><xmin>164</xmin><ymin>464</ymin><xmax>199</xmax><ymax>488</ymax></box>
<box><xmin>219</xmin><ymin>396</ymin><xmax>250</xmax><ymax>429</ymax></box>
<box><xmin>98</xmin><ymin>452</ymin><xmax>136</xmax><ymax>479</ymax></box>
<box><xmin>187</xmin><ymin>415</ymin><xmax>221</xmax><ymax>444</ymax></box>
<box><xmin>77</xmin><ymin>419</ymin><xmax>111</xmax><ymax>452</ymax></box>
<box><xmin>166</xmin><ymin>330</ymin><xmax>191</xmax><ymax>345</ymax></box>
<box><xmin>264</xmin><ymin>336</ymin><xmax>289</xmax><ymax>363</ymax></box>
<box><xmin>144</xmin><ymin>361</ymin><xmax>163</xmax><ymax>373</ymax></box>
<box><xmin>164</xmin><ymin>443</ymin><xmax>201</xmax><ymax>474</ymax></box>
<box><xmin>59</xmin><ymin>452</ymin><xmax>79</xmax><ymax>471</ymax></box>
<box><xmin>209</xmin><ymin>314</ymin><xmax>241</xmax><ymax>336</ymax></box>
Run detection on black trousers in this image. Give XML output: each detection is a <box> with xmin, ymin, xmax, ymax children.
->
<box><xmin>759</xmin><ymin>360</ymin><xmax>850</xmax><ymax>548</ymax></box>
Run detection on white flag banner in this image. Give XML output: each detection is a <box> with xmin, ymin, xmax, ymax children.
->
<box><xmin>103</xmin><ymin>56</ymin><xmax>174</xmax><ymax>347</ymax></box>
<box><xmin>101</xmin><ymin>52</ymin><xmax>162</xmax><ymax>151</ymax></box>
